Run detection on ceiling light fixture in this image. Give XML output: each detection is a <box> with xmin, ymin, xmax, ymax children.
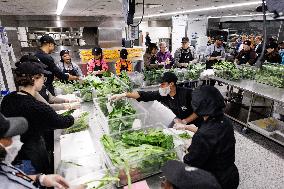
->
<box><xmin>56</xmin><ymin>0</ymin><xmax>68</xmax><ymax>15</ymax></box>
<box><xmin>207</xmin><ymin>13</ymin><xmax>274</xmax><ymax>18</ymax></box>
<box><xmin>134</xmin><ymin>1</ymin><xmax>261</xmax><ymax>19</ymax></box>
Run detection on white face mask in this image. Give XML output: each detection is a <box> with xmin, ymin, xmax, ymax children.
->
<box><xmin>4</xmin><ymin>136</ymin><xmax>23</xmax><ymax>164</ymax></box>
<box><xmin>159</xmin><ymin>85</ymin><xmax>171</xmax><ymax>96</ymax></box>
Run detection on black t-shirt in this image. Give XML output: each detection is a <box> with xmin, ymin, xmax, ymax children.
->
<box><xmin>35</xmin><ymin>50</ymin><xmax>69</xmax><ymax>95</ymax></box>
<box><xmin>137</xmin><ymin>87</ymin><xmax>193</xmax><ymax>120</ymax></box>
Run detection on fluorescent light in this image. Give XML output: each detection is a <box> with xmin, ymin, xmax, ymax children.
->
<box><xmin>134</xmin><ymin>1</ymin><xmax>261</xmax><ymax>19</ymax></box>
<box><xmin>56</xmin><ymin>0</ymin><xmax>68</xmax><ymax>15</ymax></box>
<box><xmin>208</xmin><ymin>13</ymin><xmax>274</xmax><ymax>18</ymax></box>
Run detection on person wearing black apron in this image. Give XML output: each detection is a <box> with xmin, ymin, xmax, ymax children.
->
<box><xmin>143</xmin><ymin>43</ymin><xmax>161</xmax><ymax>70</ymax></box>
<box><xmin>59</xmin><ymin>50</ymin><xmax>83</xmax><ymax>83</ymax></box>
<box><xmin>115</xmin><ymin>49</ymin><xmax>132</xmax><ymax>75</ymax></box>
<box><xmin>174</xmin><ymin>37</ymin><xmax>194</xmax><ymax>68</ymax></box>
<box><xmin>87</xmin><ymin>47</ymin><xmax>109</xmax><ymax>77</ymax></box>
<box><xmin>235</xmin><ymin>40</ymin><xmax>257</xmax><ymax>65</ymax></box>
<box><xmin>204</xmin><ymin>36</ymin><xmax>225</xmax><ymax>85</ymax></box>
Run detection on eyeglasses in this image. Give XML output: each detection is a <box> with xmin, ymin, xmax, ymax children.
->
<box><xmin>43</xmin><ymin>76</ymin><xmax>47</xmax><ymax>82</ymax></box>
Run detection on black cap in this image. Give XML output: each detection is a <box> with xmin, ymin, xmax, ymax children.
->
<box><xmin>39</xmin><ymin>35</ymin><xmax>55</xmax><ymax>45</ymax></box>
<box><xmin>162</xmin><ymin>160</ymin><xmax>222</xmax><ymax>189</ymax></box>
<box><xmin>243</xmin><ymin>40</ymin><xmax>251</xmax><ymax>46</ymax></box>
<box><xmin>15</xmin><ymin>61</ymin><xmax>51</xmax><ymax>75</ymax></box>
<box><xmin>92</xmin><ymin>47</ymin><xmax>102</xmax><ymax>56</ymax></box>
<box><xmin>191</xmin><ymin>86</ymin><xmax>225</xmax><ymax>117</ymax></box>
<box><xmin>120</xmin><ymin>48</ymin><xmax>128</xmax><ymax>59</ymax></box>
<box><xmin>214</xmin><ymin>35</ymin><xmax>224</xmax><ymax>41</ymax></box>
<box><xmin>0</xmin><ymin>113</ymin><xmax>28</xmax><ymax>138</ymax></box>
<box><xmin>182</xmin><ymin>37</ymin><xmax>189</xmax><ymax>43</ymax></box>
<box><xmin>159</xmin><ymin>72</ymin><xmax>178</xmax><ymax>84</ymax></box>
<box><xmin>266</xmin><ymin>42</ymin><xmax>278</xmax><ymax>49</ymax></box>
<box><xmin>19</xmin><ymin>55</ymin><xmax>41</xmax><ymax>63</ymax></box>
<box><xmin>60</xmin><ymin>50</ymin><xmax>70</xmax><ymax>57</ymax></box>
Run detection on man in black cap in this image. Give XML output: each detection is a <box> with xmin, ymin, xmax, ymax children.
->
<box><xmin>174</xmin><ymin>37</ymin><xmax>195</xmax><ymax>68</ymax></box>
<box><xmin>0</xmin><ymin>113</ymin><xmax>82</xmax><ymax>189</ymax></box>
<box><xmin>111</xmin><ymin>72</ymin><xmax>201</xmax><ymax>129</ymax></box>
<box><xmin>183</xmin><ymin>86</ymin><xmax>239</xmax><ymax>189</ymax></box>
<box><xmin>235</xmin><ymin>40</ymin><xmax>257</xmax><ymax>65</ymax></box>
<box><xmin>35</xmin><ymin>35</ymin><xmax>79</xmax><ymax>95</ymax></box>
<box><xmin>205</xmin><ymin>35</ymin><xmax>225</xmax><ymax>69</ymax></box>
<box><xmin>161</xmin><ymin>160</ymin><xmax>221</xmax><ymax>189</ymax></box>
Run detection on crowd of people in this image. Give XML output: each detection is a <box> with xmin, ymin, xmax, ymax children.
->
<box><xmin>1</xmin><ymin>31</ymin><xmax>283</xmax><ymax>188</ymax></box>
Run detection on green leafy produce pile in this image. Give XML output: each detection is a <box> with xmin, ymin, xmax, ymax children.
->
<box><xmin>143</xmin><ymin>69</ymin><xmax>164</xmax><ymax>85</ymax></box>
<box><xmin>64</xmin><ymin>112</ymin><xmax>89</xmax><ymax>134</ymax></box>
<box><xmin>84</xmin><ymin>173</ymin><xmax>119</xmax><ymax>189</ymax></box>
<box><xmin>213</xmin><ymin>61</ymin><xmax>241</xmax><ymax>81</ymax></box>
<box><xmin>184</xmin><ymin>63</ymin><xmax>205</xmax><ymax>80</ymax></box>
<box><xmin>178</xmin><ymin>132</ymin><xmax>192</xmax><ymax>139</ymax></box>
<box><xmin>60</xmin><ymin>109</ymin><xmax>75</xmax><ymax>116</ymax></box>
<box><xmin>119</xmin><ymin>71</ymin><xmax>133</xmax><ymax>91</ymax></box>
<box><xmin>239</xmin><ymin>65</ymin><xmax>257</xmax><ymax>80</ymax></box>
<box><xmin>54</xmin><ymin>81</ymin><xmax>75</xmax><ymax>94</ymax></box>
<box><xmin>108</xmin><ymin>100</ymin><xmax>136</xmax><ymax>133</ymax></box>
<box><xmin>100</xmin><ymin>128</ymin><xmax>177</xmax><ymax>185</ymax></box>
<box><xmin>255</xmin><ymin>64</ymin><xmax>284</xmax><ymax>88</ymax></box>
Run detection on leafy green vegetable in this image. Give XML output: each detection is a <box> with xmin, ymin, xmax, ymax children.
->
<box><xmin>213</xmin><ymin>61</ymin><xmax>241</xmax><ymax>81</ymax></box>
<box><xmin>239</xmin><ymin>65</ymin><xmax>257</xmax><ymax>80</ymax></box>
<box><xmin>143</xmin><ymin>69</ymin><xmax>164</xmax><ymax>85</ymax></box>
<box><xmin>60</xmin><ymin>109</ymin><xmax>75</xmax><ymax>116</ymax></box>
<box><xmin>178</xmin><ymin>132</ymin><xmax>192</xmax><ymax>139</ymax></box>
<box><xmin>64</xmin><ymin>112</ymin><xmax>89</xmax><ymax>134</ymax></box>
<box><xmin>108</xmin><ymin>101</ymin><xmax>136</xmax><ymax>133</ymax></box>
<box><xmin>100</xmin><ymin>128</ymin><xmax>178</xmax><ymax>186</ymax></box>
<box><xmin>255</xmin><ymin>64</ymin><xmax>284</xmax><ymax>88</ymax></box>
<box><xmin>184</xmin><ymin>63</ymin><xmax>205</xmax><ymax>80</ymax></box>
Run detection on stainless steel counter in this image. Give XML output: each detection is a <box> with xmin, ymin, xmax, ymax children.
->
<box><xmin>210</xmin><ymin>76</ymin><xmax>284</xmax><ymax>103</ymax></box>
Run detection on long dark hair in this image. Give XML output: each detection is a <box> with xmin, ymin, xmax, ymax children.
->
<box><xmin>146</xmin><ymin>43</ymin><xmax>158</xmax><ymax>54</ymax></box>
<box><xmin>0</xmin><ymin>145</ymin><xmax>7</xmax><ymax>161</ymax></box>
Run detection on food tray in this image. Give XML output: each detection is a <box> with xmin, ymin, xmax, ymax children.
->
<box><xmin>248</xmin><ymin>117</ymin><xmax>284</xmax><ymax>136</ymax></box>
<box><xmin>100</xmin><ymin>123</ymin><xmax>185</xmax><ymax>187</ymax></box>
<box><xmin>93</xmin><ymin>97</ymin><xmax>148</xmax><ymax>134</ymax></box>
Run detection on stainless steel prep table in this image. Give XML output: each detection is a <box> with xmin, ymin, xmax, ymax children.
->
<box><xmin>209</xmin><ymin>76</ymin><xmax>284</xmax><ymax>146</ymax></box>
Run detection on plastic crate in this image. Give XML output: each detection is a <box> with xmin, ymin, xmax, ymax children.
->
<box><xmin>100</xmin><ymin>123</ymin><xmax>185</xmax><ymax>187</ymax></box>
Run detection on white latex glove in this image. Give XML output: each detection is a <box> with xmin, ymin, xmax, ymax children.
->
<box><xmin>173</xmin><ymin>123</ymin><xmax>187</xmax><ymax>130</ymax></box>
<box><xmin>40</xmin><ymin>174</ymin><xmax>69</xmax><ymax>189</ymax></box>
<box><xmin>216</xmin><ymin>56</ymin><xmax>221</xmax><ymax>61</ymax></box>
<box><xmin>110</xmin><ymin>93</ymin><xmax>126</xmax><ymax>101</ymax></box>
<box><xmin>69</xmin><ymin>102</ymin><xmax>81</xmax><ymax>110</ymax></box>
<box><xmin>71</xmin><ymin>110</ymin><xmax>82</xmax><ymax>119</ymax></box>
<box><xmin>67</xmin><ymin>97</ymin><xmax>81</xmax><ymax>103</ymax></box>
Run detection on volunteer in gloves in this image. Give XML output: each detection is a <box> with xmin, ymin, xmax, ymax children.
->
<box><xmin>1</xmin><ymin>61</ymin><xmax>76</xmax><ymax>174</ymax></box>
<box><xmin>111</xmin><ymin>72</ymin><xmax>201</xmax><ymax>129</ymax></box>
<box><xmin>181</xmin><ymin>86</ymin><xmax>239</xmax><ymax>189</ymax></box>
<box><xmin>87</xmin><ymin>47</ymin><xmax>109</xmax><ymax>77</ymax></box>
<box><xmin>0</xmin><ymin>113</ymin><xmax>85</xmax><ymax>189</ymax></box>
<box><xmin>19</xmin><ymin>54</ymin><xmax>81</xmax><ymax>111</ymax></box>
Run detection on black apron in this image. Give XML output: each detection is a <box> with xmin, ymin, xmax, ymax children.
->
<box><xmin>238</xmin><ymin>51</ymin><xmax>251</xmax><ymax>65</ymax></box>
<box><xmin>62</xmin><ymin>62</ymin><xmax>78</xmax><ymax>83</ymax></box>
<box><xmin>179</xmin><ymin>48</ymin><xmax>193</xmax><ymax>63</ymax></box>
<box><xmin>150</xmin><ymin>55</ymin><xmax>157</xmax><ymax>64</ymax></box>
<box><xmin>206</xmin><ymin>46</ymin><xmax>222</xmax><ymax>69</ymax></box>
<box><xmin>92</xmin><ymin>60</ymin><xmax>104</xmax><ymax>77</ymax></box>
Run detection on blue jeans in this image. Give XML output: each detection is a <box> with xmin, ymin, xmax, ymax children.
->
<box><xmin>14</xmin><ymin>160</ymin><xmax>37</xmax><ymax>175</ymax></box>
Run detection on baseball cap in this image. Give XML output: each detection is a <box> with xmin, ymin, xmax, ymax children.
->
<box><xmin>39</xmin><ymin>35</ymin><xmax>55</xmax><ymax>45</ymax></box>
<box><xmin>159</xmin><ymin>72</ymin><xmax>178</xmax><ymax>84</ymax></box>
<box><xmin>182</xmin><ymin>37</ymin><xmax>189</xmax><ymax>43</ymax></box>
<box><xmin>15</xmin><ymin>61</ymin><xmax>51</xmax><ymax>75</ymax></box>
<box><xmin>92</xmin><ymin>47</ymin><xmax>102</xmax><ymax>56</ymax></box>
<box><xmin>0</xmin><ymin>113</ymin><xmax>28</xmax><ymax>138</ymax></box>
<box><xmin>266</xmin><ymin>42</ymin><xmax>278</xmax><ymax>49</ymax></box>
<box><xmin>120</xmin><ymin>49</ymin><xmax>128</xmax><ymax>59</ymax></box>
<box><xmin>60</xmin><ymin>50</ymin><xmax>70</xmax><ymax>57</ymax></box>
<box><xmin>243</xmin><ymin>40</ymin><xmax>251</xmax><ymax>46</ymax></box>
<box><xmin>162</xmin><ymin>160</ymin><xmax>222</xmax><ymax>189</ymax></box>
<box><xmin>19</xmin><ymin>55</ymin><xmax>41</xmax><ymax>63</ymax></box>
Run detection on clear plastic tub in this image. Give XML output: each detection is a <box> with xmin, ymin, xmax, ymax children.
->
<box><xmin>93</xmin><ymin>97</ymin><xmax>148</xmax><ymax>134</ymax></box>
<box><xmin>100</xmin><ymin>123</ymin><xmax>185</xmax><ymax>187</ymax></box>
